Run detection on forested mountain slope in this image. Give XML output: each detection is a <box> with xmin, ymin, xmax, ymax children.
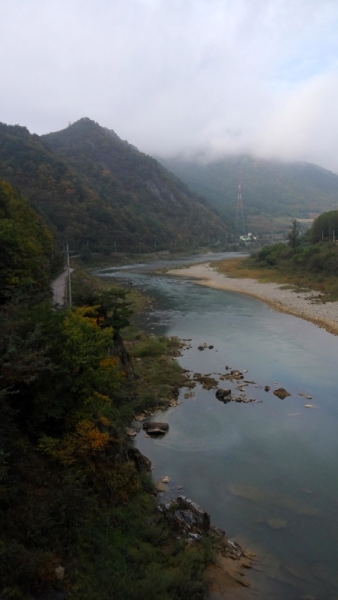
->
<box><xmin>0</xmin><ymin>119</ymin><xmax>228</xmax><ymax>253</ymax></box>
<box><xmin>0</xmin><ymin>178</ymin><xmax>56</xmax><ymax>302</ymax></box>
<box><xmin>159</xmin><ymin>155</ymin><xmax>338</xmax><ymax>222</ymax></box>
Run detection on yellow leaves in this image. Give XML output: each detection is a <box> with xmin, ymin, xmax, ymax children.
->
<box><xmin>40</xmin><ymin>419</ymin><xmax>110</xmax><ymax>465</ymax></box>
<box><xmin>91</xmin><ymin>391</ymin><xmax>111</xmax><ymax>404</ymax></box>
<box><xmin>76</xmin><ymin>419</ymin><xmax>110</xmax><ymax>452</ymax></box>
<box><xmin>100</xmin><ymin>356</ymin><xmax>119</xmax><ymax>369</ymax></box>
<box><xmin>76</xmin><ymin>304</ymin><xmax>101</xmax><ymax>323</ymax></box>
<box><xmin>99</xmin><ymin>415</ymin><xmax>113</xmax><ymax>427</ymax></box>
<box><xmin>63</xmin><ymin>308</ymin><xmax>113</xmax><ymax>366</ymax></box>
<box><xmin>2</xmin><ymin>180</ymin><xmax>14</xmax><ymax>195</ymax></box>
<box><xmin>83</xmin><ymin>391</ymin><xmax>112</xmax><ymax>413</ymax></box>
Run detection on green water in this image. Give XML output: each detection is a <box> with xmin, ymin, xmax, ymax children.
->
<box><xmin>100</xmin><ymin>254</ymin><xmax>338</xmax><ymax>599</ymax></box>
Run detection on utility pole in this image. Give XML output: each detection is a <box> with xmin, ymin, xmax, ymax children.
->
<box><xmin>66</xmin><ymin>242</ymin><xmax>72</xmax><ymax>307</ymax></box>
<box><xmin>235</xmin><ymin>168</ymin><xmax>245</xmax><ymax>234</ymax></box>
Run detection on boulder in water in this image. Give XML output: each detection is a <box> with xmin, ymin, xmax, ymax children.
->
<box><xmin>216</xmin><ymin>388</ymin><xmax>232</xmax><ymax>402</ymax></box>
<box><xmin>273</xmin><ymin>388</ymin><xmax>291</xmax><ymax>400</ymax></box>
<box><xmin>143</xmin><ymin>422</ymin><xmax>169</xmax><ymax>435</ymax></box>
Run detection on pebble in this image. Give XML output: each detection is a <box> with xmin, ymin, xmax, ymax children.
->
<box><xmin>155</xmin><ymin>482</ymin><xmax>168</xmax><ymax>492</ymax></box>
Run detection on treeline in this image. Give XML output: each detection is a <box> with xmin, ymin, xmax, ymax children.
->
<box><xmin>0</xmin><ymin>182</ymin><xmax>210</xmax><ymax>599</ymax></box>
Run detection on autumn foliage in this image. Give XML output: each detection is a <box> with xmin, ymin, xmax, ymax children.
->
<box><xmin>0</xmin><ymin>189</ymin><xmax>209</xmax><ymax>599</ymax></box>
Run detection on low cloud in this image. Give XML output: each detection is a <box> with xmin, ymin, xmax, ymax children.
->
<box><xmin>1</xmin><ymin>0</ymin><xmax>338</xmax><ymax>171</ymax></box>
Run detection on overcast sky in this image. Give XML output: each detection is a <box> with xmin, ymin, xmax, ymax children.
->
<box><xmin>1</xmin><ymin>0</ymin><xmax>338</xmax><ymax>171</ymax></box>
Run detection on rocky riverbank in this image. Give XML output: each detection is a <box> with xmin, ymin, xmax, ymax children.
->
<box><xmin>168</xmin><ymin>263</ymin><xmax>338</xmax><ymax>335</ymax></box>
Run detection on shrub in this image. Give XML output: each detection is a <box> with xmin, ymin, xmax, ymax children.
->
<box><xmin>133</xmin><ymin>339</ymin><xmax>167</xmax><ymax>357</ymax></box>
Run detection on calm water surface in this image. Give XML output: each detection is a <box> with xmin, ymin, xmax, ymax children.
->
<box><xmin>99</xmin><ymin>253</ymin><xmax>338</xmax><ymax>599</ymax></box>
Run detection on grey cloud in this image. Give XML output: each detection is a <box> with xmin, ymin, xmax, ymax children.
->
<box><xmin>0</xmin><ymin>0</ymin><xmax>338</xmax><ymax>171</ymax></box>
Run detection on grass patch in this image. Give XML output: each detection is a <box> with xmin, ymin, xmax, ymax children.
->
<box><xmin>128</xmin><ymin>334</ymin><xmax>188</xmax><ymax>415</ymax></box>
<box><xmin>133</xmin><ymin>338</ymin><xmax>168</xmax><ymax>357</ymax></box>
<box><xmin>214</xmin><ymin>254</ymin><xmax>338</xmax><ymax>302</ymax></box>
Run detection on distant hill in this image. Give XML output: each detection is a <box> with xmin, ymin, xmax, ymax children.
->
<box><xmin>0</xmin><ymin>119</ymin><xmax>228</xmax><ymax>254</ymax></box>
<box><xmin>159</xmin><ymin>155</ymin><xmax>338</xmax><ymax>231</ymax></box>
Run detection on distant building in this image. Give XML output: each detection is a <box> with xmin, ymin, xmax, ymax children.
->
<box><xmin>240</xmin><ymin>232</ymin><xmax>256</xmax><ymax>242</ymax></box>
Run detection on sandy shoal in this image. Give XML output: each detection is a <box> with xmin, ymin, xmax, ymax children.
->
<box><xmin>168</xmin><ymin>263</ymin><xmax>338</xmax><ymax>336</ymax></box>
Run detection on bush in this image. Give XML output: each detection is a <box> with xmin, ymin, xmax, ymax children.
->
<box><xmin>133</xmin><ymin>338</ymin><xmax>167</xmax><ymax>357</ymax></box>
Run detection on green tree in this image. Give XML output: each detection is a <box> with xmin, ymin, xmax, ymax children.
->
<box><xmin>0</xmin><ymin>179</ymin><xmax>54</xmax><ymax>303</ymax></box>
<box><xmin>310</xmin><ymin>210</ymin><xmax>338</xmax><ymax>243</ymax></box>
<box><xmin>288</xmin><ymin>219</ymin><xmax>301</xmax><ymax>249</ymax></box>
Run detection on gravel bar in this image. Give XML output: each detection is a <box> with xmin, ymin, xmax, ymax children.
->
<box><xmin>168</xmin><ymin>263</ymin><xmax>338</xmax><ymax>336</ymax></box>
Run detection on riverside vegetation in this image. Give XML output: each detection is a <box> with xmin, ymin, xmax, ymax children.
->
<box><xmin>0</xmin><ymin>180</ymin><xmax>215</xmax><ymax>600</ymax></box>
<box><xmin>216</xmin><ymin>212</ymin><xmax>338</xmax><ymax>302</ymax></box>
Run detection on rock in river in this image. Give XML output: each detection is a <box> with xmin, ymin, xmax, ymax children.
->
<box><xmin>273</xmin><ymin>387</ymin><xmax>291</xmax><ymax>400</ymax></box>
<box><xmin>216</xmin><ymin>388</ymin><xmax>232</xmax><ymax>402</ymax></box>
<box><xmin>143</xmin><ymin>422</ymin><xmax>169</xmax><ymax>435</ymax></box>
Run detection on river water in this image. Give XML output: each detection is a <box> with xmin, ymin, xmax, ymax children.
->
<box><xmin>98</xmin><ymin>253</ymin><xmax>338</xmax><ymax>599</ymax></box>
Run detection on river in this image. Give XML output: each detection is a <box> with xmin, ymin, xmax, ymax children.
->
<box><xmin>98</xmin><ymin>253</ymin><xmax>338</xmax><ymax>599</ymax></box>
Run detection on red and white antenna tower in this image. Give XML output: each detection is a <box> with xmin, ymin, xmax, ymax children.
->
<box><xmin>235</xmin><ymin>168</ymin><xmax>245</xmax><ymax>233</ymax></box>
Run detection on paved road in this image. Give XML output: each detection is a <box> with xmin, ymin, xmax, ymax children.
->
<box><xmin>51</xmin><ymin>268</ymin><xmax>74</xmax><ymax>305</ymax></box>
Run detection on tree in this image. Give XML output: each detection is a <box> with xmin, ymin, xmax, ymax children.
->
<box><xmin>288</xmin><ymin>219</ymin><xmax>301</xmax><ymax>249</ymax></box>
<box><xmin>0</xmin><ymin>178</ymin><xmax>54</xmax><ymax>304</ymax></box>
<box><xmin>310</xmin><ymin>210</ymin><xmax>338</xmax><ymax>243</ymax></box>
<box><xmin>94</xmin><ymin>290</ymin><xmax>134</xmax><ymax>376</ymax></box>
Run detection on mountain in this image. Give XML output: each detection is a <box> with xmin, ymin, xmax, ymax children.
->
<box><xmin>0</xmin><ymin>119</ymin><xmax>228</xmax><ymax>254</ymax></box>
<box><xmin>158</xmin><ymin>155</ymin><xmax>338</xmax><ymax>232</ymax></box>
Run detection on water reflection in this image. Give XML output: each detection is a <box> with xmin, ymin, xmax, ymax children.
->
<box><xmin>98</xmin><ymin>254</ymin><xmax>338</xmax><ymax>599</ymax></box>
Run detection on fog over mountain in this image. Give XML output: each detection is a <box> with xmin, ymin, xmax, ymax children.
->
<box><xmin>1</xmin><ymin>0</ymin><xmax>338</xmax><ymax>172</ymax></box>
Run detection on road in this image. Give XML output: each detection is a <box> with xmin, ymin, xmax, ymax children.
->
<box><xmin>51</xmin><ymin>268</ymin><xmax>74</xmax><ymax>306</ymax></box>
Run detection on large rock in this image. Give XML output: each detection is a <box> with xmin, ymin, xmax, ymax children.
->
<box><xmin>273</xmin><ymin>388</ymin><xmax>291</xmax><ymax>400</ymax></box>
<box><xmin>216</xmin><ymin>388</ymin><xmax>232</xmax><ymax>402</ymax></box>
<box><xmin>143</xmin><ymin>422</ymin><xmax>169</xmax><ymax>435</ymax></box>
<box><xmin>128</xmin><ymin>447</ymin><xmax>152</xmax><ymax>472</ymax></box>
<box><xmin>230</xmin><ymin>370</ymin><xmax>244</xmax><ymax>380</ymax></box>
<box><xmin>162</xmin><ymin>496</ymin><xmax>210</xmax><ymax>535</ymax></box>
